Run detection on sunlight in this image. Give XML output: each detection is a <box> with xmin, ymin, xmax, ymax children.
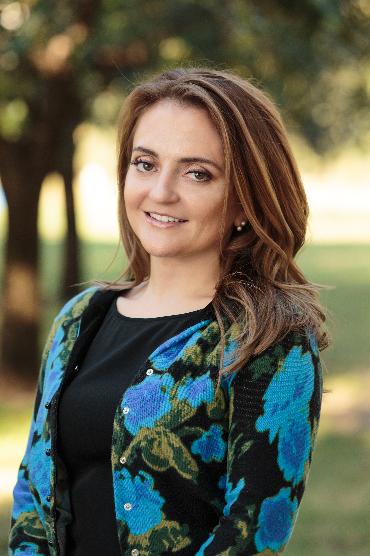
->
<box><xmin>77</xmin><ymin>162</ymin><xmax>119</xmax><ymax>242</ymax></box>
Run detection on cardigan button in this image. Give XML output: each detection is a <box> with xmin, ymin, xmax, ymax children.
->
<box><xmin>123</xmin><ymin>407</ymin><xmax>129</xmax><ymax>414</ymax></box>
<box><xmin>46</xmin><ymin>495</ymin><xmax>51</xmax><ymax>503</ymax></box>
<box><xmin>120</xmin><ymin>456</ymin><xmax>126</xmax><ymax>464</ymax></box>
<box><xmin>124</xmin><ymin>503</ymin><xmax>132</xmax><ymax>511</ymax></box>
<box><xmin>146</xmin><ymin>368</ymin><xmax>153</xmax><ymax>375</ymax></box>
<box><xmin>45</xmin><ymin>401</ymin><xmax>51</xmax><ymax>409</ymax></box>
<box><xmin>132</xmin><ymin>550</ymin><xmax>139</xmax><ymax>556</ymax></box>
<box><xmin>48</xmin><ymin>540</ymin><xmax>54</xmax><ymax>546</ymax></box>
<box><xmin>45</xmin><ymin>449</ymin><xmax>51</xmax><ymax>456</ymax></box>
<box><xmin>74</xmin><ymin>365</ymin><xmax>79</xmax><ymax>372</ymax></box>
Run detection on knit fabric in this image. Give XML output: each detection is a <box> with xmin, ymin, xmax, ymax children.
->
<box><xmin>9</xmin><ymin>287</ymin><xmax>323</xmax><ymax>556</ymax></box>
<box><xmin>57</xmin><ymin>297</ymin><xmax>213</xmax><ymax>556</ymax></box>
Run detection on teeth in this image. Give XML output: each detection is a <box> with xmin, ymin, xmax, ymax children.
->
<box><xmin>149</xmin><ymin>213</ymin><xmax>183</xmax><ymax>223</ymax></box>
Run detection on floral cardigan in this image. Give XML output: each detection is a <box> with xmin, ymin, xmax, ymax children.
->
<box><xmin>9</xmin><ymin>287</ymin><xmax>322</xmax><ymax>556</ymax></box>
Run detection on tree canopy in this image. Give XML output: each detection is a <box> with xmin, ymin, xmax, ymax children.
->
<box><xmin>0</xmin><ymin>0</ymin><xmax>369</xmax><ymax>384</ymax></box>
<box><xmin>1</xmin><ymin>0</ymin><xmax>369</xmax><ymax>152</ymax></box>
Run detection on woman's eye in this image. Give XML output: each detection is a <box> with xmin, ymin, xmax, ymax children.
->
<box><xmin>187</xmin><ymin>170</ymin><xmax>211</xmax><ymax>182</ymax></box>
<box><xmin>131</xmin><ymin>159</ymin><xmax>154</xmax><ymax>172</ymax></box>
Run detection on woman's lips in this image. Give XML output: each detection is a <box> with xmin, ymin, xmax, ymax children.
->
<box><xmin>144</xmin><ymin>212</ymin><xmax>187</xmax><ymax>228</ymax></box>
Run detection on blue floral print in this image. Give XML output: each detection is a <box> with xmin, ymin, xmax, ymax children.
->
<box><xmin>9</xmin><ymin>288</ymin><xmax>322</xmax><ymax>556</ymax></box>
<box><xmin>45</xmin><ymin>324</ymin><xmax>64</xmax><ymax>374</ymax></box>
<box><xmin>218</xmin><ymin>475</ymin><xmax>245</xmax><ymax>516</ymax></box>
<box><xmin>277</xmin><ymin>418</ymin><xmax>311</xmax><ymax>485</ymax></box>
<box><xmin>123</xmin><ymin>374</ymin><xmax>174</xmax><ymax>435</ymax></box>
<box><xmin>256</xmin><ymin>347</ymin><xmax>314</xmax><ymax>440</ymax></box>
<box><xmin>191</xmin><ymin>425</ymin><xmax>227</xmax><ymax>462</ymax></box>
<box><xmin>114</xmin><ymin>469</ymin><xmax>164</xmax><ymax>535</ymax></box>
<box><xmin>218</xmin><ymin>474</ymin><xmax>227</xmax><ymax>491</ymax></box>
<box><xmin>195</xmin><ymin>534</ymin><xmax>215</xmax><ymax>555</ymax></box>
<box><xmin>55</xmin><ymin>286</ymin><xmax>98</xmax><ymax>319</ymax></box>
<box><xmin>28</xmin><ymin>437</ymin><xmax>51</xmax><ymax>505</ymax></box>
<box><xmin>177</xmin><ymin>372</ymin><xmax>214</xmax><ymax>408</ymax></box>
<box><xmin>49</xmin><ymin>324</ymin><xmax>64</xmax><ymax>359</ymax></box>
<box><xmin>41</xmin><ymin>324</ymin><xmax>67</xmax><ymax>405</ymax></box>
<box><xmin>308</xmin><ymin>329</ymin><xmax>319</xmax><ymax>355</ymax></box>
<box><xmin>223</xmin><ymin>337</ymin><xmax>239</xmax><ymax>368</ymax></box>
<box><xmin>43</xmin><ymin>358</ymin><xmax>64</xmax><ymax>404</ymax></box>
<box><xmin>256</xmin><ymin>346</ymin><xmax>314</xmax><ymax>484</ymax></box>
<box><xmin>15</xmin><ymin>544</ymin><xmax>36</xmax><ymax>556</ymax></box>
<box><xmin>220</xmin><ymin>370</ymin><xmax>235</xmax><ymax>397</ymax></box>
<box><xmin>11</xmin><ymin>477</ymin><xmax>35</xmax><ymax>521</ymax></box>
<box><xmin>255</xmin><ymin>488</ymin><xmax>298</xmax><ymax>552</ymax></box>
<box><xmin>150</xmin><ymin>321</ymin><xmax>211</xmax><ymax>370</ymax></box>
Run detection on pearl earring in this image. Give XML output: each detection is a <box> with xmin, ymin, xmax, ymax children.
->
<box><xmin>236</xmin><ymin>221</ymin><xmax>246</xmax><ymax>232</ymax></box>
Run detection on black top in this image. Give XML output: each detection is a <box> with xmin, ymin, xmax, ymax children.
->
<box><xmin>57</xmin><ymin>296</ymin><xmax>213</xmax><ymax>556</ymax></box>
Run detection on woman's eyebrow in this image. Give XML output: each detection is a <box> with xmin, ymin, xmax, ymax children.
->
<box><xmin>132</xmin><ymin>147</ymin><xmax>222</xmax><ymax>172</ymax></box>
<box><xmin>132</xmin><ymin>146</ymin><xmax>157</xmax><ymax>157</ymax></box>
<box><xmin>179</xmin><ymin>157</ymin><xmax>222</xmax><ymax>172</ymax></box>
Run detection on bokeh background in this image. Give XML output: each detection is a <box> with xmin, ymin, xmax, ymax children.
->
<box><xmin>0</xmin><ymin>1</ymin><xmax>370</xmax><ymax>555</ymax></box>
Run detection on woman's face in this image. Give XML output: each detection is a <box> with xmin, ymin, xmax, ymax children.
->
<box><xmin>124</xmin><ymin>99</ymin><xmax>244</xmax><ymax>263</ymax></box>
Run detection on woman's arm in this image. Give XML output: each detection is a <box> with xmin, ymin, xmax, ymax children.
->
<box><xmin>9</xmin><ymin>288</ymin><xmax>98</xmax><ymax>555</ymax></box>
<box><xmin>8</xmin><ymin>320</ymin><xmax>60</xmax><ymax>556</ymax></box>
<box><xmin>8</xmin><ymin>452</ymin><xmax>50</xmax><ymax>555</ymax></box>
<box><xmin>195</xmin><ymin>330</ymin><xmax>322</xmax><ymax>555</ymax></box>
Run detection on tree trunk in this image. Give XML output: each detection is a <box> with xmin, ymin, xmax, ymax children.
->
<box><xmin>62</xmin><ymin>159</ymin><xmax>80</xmax><ymax>301</ymax></box>
<box><xmin>0</xmin><ymin>139</ymin><xmax>45</xmax><ymax>389</ymax></box>
<box><xmin>0</xmin><ymin>72</ymin><xmax>83</xmax><ymax>389</ymax></box>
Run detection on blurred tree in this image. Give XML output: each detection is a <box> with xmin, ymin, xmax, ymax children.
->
<box><xmin>228</xmin><ymin>0</ymin><xmax>370</xmax><ymax>152</ymax></box>
<box><xmin>0</xmin><ymin>1</ymin><xmax>101</xmax><ymax>385</ymax></box>
<box><xmin>0</xmin><ymin>0</ymin><xmax>369</xmax><ymax>384</ymax></box>
<box><xmin>0</xmin><ymin>0</ymin><xmax>231</xmax><ymax>384</ymax></box>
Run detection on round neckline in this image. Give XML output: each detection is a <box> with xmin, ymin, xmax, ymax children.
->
<box><xmin>113</xmin><ymin>298</ymin><xmax>214</xmax><ymax>322</ymax></box>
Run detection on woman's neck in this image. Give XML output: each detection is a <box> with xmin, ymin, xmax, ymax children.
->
<box><xmin>117</xmin><ymin>252</ymin><xmax>220</xmax><ymax>318</ymax></box>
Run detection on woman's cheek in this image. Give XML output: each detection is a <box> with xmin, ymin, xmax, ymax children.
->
<box><xmin>124</xmin><ymin>180</ymin><xmax>144</xmax><ymax>217</ymax></box>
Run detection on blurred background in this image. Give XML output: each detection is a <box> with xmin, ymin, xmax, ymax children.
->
<box><xmin>0</xmin><ymin>1</ymin><xmax>369</xmax><ymax>555</ymax></box>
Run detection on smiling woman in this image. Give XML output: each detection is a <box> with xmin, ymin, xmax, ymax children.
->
<box><xmin>119</xmin><ymin>99</ymin><xmax>243</xmax><ymax>317</ymax></box>
<box><xmin>9</xmin><ymin>68</ymin><xmax>330</xmax><ymax>556</ymax></box>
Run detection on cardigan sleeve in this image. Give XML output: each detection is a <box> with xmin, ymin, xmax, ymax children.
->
<box><xmin>8</xmin><ymin>288</ymin><xmax>98</xmax><ymax>555</ymax></box>
<box><xmin>8</xmin><ymin>452</ymin><xmax>50</xmax><ymax>555</ymax></box>
<box><xmin>195</xmin><ymin>331</ymin><xmax>322</xmax><ymax>556</ymax></box>
<box><xmin>8</xmin><ymin>320</ymin><xmax>60</xmax><ymax>556</ymax></box>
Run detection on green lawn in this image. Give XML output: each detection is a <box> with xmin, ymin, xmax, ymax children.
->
<box><xmin>1</xmin><ymin>241</ymin><xmax>369</xmax><ymax>555</ymax></box>
<box><xmin>284</xmin><ymin>431</ymin><xmax>370</xmax><ymax>556</ymax></box>
<box><xmin>2</xmin><ymin>241</ymin><xmax>369</xmax><ymax>376</ymax></box>
<box><xmin>37</xmin><ymin>241</ymin><xmax>370</xmax><ymax>378</ymax></box>
<box><xmin>297</xmin><ymin>244</ymin><xmax>370</xmax><ymax>376</ymax></box>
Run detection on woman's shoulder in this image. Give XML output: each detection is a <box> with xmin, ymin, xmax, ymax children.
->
<box><xmin>53</xmin><ymin>286</ymin><xmax>100</xmax><ymax>325</ymax></box>
<box><xmin>231</xmin><ymin>329</ymin><xmax>322</xmax><ymax>390</ymax></box>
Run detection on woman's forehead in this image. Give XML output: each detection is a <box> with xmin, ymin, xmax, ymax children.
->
<box><xmin>132</xmin><ymin>100</ymin><xmax>225</xmax><ymax>166</ymax></box>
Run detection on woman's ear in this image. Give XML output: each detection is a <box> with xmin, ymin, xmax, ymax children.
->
<box><xmin>234</xmin><ymin>207</ymin><xmax>247</xmax><ymax>230</ymax></box>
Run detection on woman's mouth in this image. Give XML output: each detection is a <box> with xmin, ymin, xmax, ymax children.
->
<box><xmin>145</xmin><ymin>212</ymin><xmax>187</xmax><ymax>224</ymax></box>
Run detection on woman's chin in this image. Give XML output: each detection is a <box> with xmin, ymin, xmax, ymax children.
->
<box><xmin>140</xmin><ymin>238</ymin><xmax>219</xmax><ymax>263</ymax></box>
<box><xmin>143</xmin><ymin>243</ymin><xmax>206</xmax><ymax>262</ymax></box>
<box><xmin>147</xmin><ymin>250</ymin><xmax>188</xmax><ymax>261</ymax></box>
<box><xmin>141</xmin><ymin>243</ymin><xmax>184</xmax><ymax>260</ymax></box>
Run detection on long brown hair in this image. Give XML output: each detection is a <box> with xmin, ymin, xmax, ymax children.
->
<box><xmin>103</xmin><ymin>68</ymin><xmax>330</xmax><ymax>374</ymax></box>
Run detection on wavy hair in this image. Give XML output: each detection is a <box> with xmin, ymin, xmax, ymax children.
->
<box><xmin>102</xmin><ymin>68</ymin><xmax>330</xmax><ymax>374</ymax></box>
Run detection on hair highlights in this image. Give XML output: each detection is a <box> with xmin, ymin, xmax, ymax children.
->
<box><xmin>103</xmin><ymin>68</ymin><xmax>330</xmax><ymax>374</ymax></box>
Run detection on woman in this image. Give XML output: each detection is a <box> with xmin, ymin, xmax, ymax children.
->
<box><xmin>9</xmin><ymin>68</ymin><xmax>329</xmax><ymax>556</ymax></box>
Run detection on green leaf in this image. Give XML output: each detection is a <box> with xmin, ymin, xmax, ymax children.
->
<box><xmin>125</xmin><ymin>426</ymin><xmax>199</xmax><ymax>480</ymax></box>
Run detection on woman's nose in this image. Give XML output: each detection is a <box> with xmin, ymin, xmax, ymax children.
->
<box><xmin>148</xmin><ymin>171</ymin><xmax>179</xmax><ymax>204</ymax></box>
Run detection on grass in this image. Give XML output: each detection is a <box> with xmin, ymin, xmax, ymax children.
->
<box><xmin>297</xmin><ymin>244</ymin><xmax>370</xmax><ymax>376</ymax></box>
<box><xmin>36</xmin><ymin>241</ymin><xmax>370</xmax><ymax>378</ymax></box>
<box><xmin>1</xmin><ymin>241</ymin><xmax>370</xmax><ymax>555</ymax></box>
<box><xmin>284</xmin><ymin>431</ymin><xmax>370</xmax><ymax>556</ymax></box>
<box><xmin>1</xmin><ymin>241</ymin><xmax>369</xmax><ymax>377</ymax></box>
